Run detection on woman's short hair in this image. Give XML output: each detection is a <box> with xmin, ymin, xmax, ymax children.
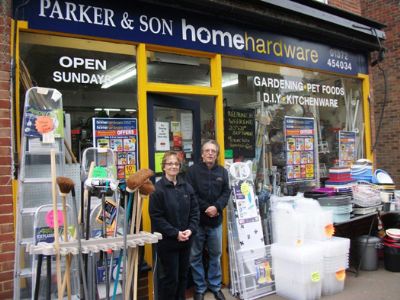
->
<box><xmin>161</xmin><ymin>151</ymin><xmax>180</xmax><ymax>170</ymax></box>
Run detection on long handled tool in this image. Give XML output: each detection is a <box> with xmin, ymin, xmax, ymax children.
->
<box><xmin>72</xmin><ymin>182</ymin><xmax>89</xmax><ymax>300</ymax></box>
<box><xmin>57</xmin><ymin>177</ymin><xmax>72</xmax><ymax>300</ymax></box>
<box><xmin>33</xmin><ymin>254</ymin><xmax>43</xmax><ymax>300</ymax></box>
<box><xmin>46</xmin><ymin>255</ymin><xmax>51</xmax><ymax>300</ymax></box>
<box><xmin>50</xmin><ymin>149</ymin><xmax>63</xmax><ymax>300</ymax></box>
<box><xmin>101</xmin><ymin>191</ymin><xmax>111</xmax><ymax>300</ymax></box>
<box><xmin>124</xmin><ymin>173</ymin><xmax>155</xmax><ymax>300</ymax></box>
<box><xmin>57</xmin><ymin>176</ymin><xmax>89</xmax><ymax>299</ymax></box>
<box><xmin>112</xmin><ymin>185</ymin><xmax>134</xmax><ymax>300</ymax></box>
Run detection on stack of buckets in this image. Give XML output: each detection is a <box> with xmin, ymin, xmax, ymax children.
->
<box><xmin>271</xmin><ymin>197</ymin><xmax>350</xmax><ymax>300</ymax></box>
<box><xmin>350</xmin><ymin>159</ymin><xmax>373</xmax><ymax>182</ymax></box>
<box><xmin>325</xmin><ymin>166</ymin><xmax>355</xmax><ymax>193</ymax></box>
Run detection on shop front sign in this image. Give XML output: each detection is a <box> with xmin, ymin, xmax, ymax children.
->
<box><xmin>15</xmin><ymin>0</ymin><xmax>367</xmax><ymax>75</ymax></box>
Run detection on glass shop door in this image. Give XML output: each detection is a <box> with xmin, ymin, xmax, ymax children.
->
<box><xmin>147</xmin><ymin>94</ymin><xmax>201</xmax><ymax>177</ymax></box>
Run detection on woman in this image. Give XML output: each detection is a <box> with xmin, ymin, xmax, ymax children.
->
<box><xmin>149</xmin><ymin>151</ymin><xmax>199</xmax><ymax>300</ymax></box>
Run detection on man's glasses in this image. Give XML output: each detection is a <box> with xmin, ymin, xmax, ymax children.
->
<box><xmin>165</xmin><ymin>162</ymin><xmax>180</xmax><ymax>167</ymax></box>
<box><xmin>203</xmin><ymin>149</ymin><xmax>217</xmax><ymax>154</ymax></box>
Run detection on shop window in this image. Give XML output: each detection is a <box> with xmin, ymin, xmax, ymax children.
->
<box><xmin>222</xmin><ymin>57</ymin><xmax>363</xmax><ymax>187</ymax></box>
<box><xmin>19</xmin><ymin>33</ymin><xmax>137</xmax><ymax>161</ymax></box>
<box><xmin>147</xmin><ymin>51</ymin><xmax>211</xmax><ymax>86</ymax></box>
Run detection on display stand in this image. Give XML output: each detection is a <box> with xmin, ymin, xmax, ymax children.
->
<box><xmin>13</xmin><ymin>87</ymin><xmax>70</xmax><ymax>299</ymax></box>
<box><xmin>227</xmin><ymin>162</ymin><xmax>275</xmax><ymax>300</ymax></box>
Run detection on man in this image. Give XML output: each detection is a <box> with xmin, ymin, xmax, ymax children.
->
<box><xmin>186</xmin><ymin>140</ymin><xmax>230</xmax><ymax>300</ymax></box>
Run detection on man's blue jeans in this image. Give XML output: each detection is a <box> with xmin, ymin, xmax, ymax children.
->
<box><xmin>190</xmin><ymin>224</ymin><xmax>222</xmax><ymax>294</ymax></box>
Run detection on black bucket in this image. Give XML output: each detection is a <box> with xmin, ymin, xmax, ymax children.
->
<box><xmin>383</xmin><ymin>242</ymin><xmax>400</xmax><ymax>272</ymax></box>
<box><xmin>303</xmin><ymin>191</ymin><xmax>328</xmax><ymax>199</ymax></box>
<box><xmin>381</xmin><ymin>212</ymin><xmax>400</xmax><ymax>230</ymax></box>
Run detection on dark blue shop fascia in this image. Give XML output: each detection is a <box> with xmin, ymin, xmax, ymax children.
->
<box><xmin>13</xmin><ymin>0</ymin><xmax>384</xmax><ymax>75</ymax></box>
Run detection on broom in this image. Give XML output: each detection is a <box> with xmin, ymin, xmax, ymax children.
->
<box><xmin>56</xmin><ymin>177</ymin><xmax>89</xmax><ymax>299</ymax></box>
<box><xmin>125</xmin><ymin>173</ymin><xmax>155</xmax><ymax>300</ymax></box>
<box><xmin>111</xmin><ymin>173</ymin><xmax>147</xmax><ymax>300</ymax></box>
<box><xmin>56</xmin><ymin>177</ymin><xmax>72</xmax><ymax>300</ymax></box>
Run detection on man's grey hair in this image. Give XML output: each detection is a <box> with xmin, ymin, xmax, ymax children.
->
<box><xmin>201</xmin><ymin>139</ymin><xmax>220</xmax><ymax>155</ymax></box>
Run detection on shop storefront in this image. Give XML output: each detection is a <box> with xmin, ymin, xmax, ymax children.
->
<box><xmin>11</xmin><ymin>0</ymin><xmax>385</xmax><ymax>299</ymax></box>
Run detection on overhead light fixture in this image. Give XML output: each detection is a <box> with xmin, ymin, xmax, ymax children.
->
<box><xmin>222</xmin><ymin>78</ymin><xmax>239</xmax><ymax>88</ymax></box>
<box><xmin>102</xmin><ymin>63</ymin><xmax>136</xmax><ymax>89</ymax></box>
<box><xmin>125</xmin><ymin>109</ymin><xmax>137</xmax><ymax>112</ymax></box>
<box><xmin>95</xmin><ymin>108</ymin><xmax>121</xmax><ymax>112</ymax></box>
<box><xmin>151</xmin><ymin>52</ymin><xmax>200</xmax><ymax>66</ymax></box>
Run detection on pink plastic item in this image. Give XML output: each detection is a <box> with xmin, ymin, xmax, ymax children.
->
<box><xmin>313</xmin><ymin>187</ymin><xmax>336</xmax><ymax>196</ymax></box>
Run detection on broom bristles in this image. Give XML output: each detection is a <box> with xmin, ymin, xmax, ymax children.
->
<box><xmin>127</xmin><ymin>169</ymin><xmax>154</xmax><ymax>191</ymax></box>
<box><xmin>56</xmin><ymin>177</ymin><xmax>75</xmax><ymax>194</ymax></box>
<box><xmin>139</xmin><ymin>180</ymin><xmax>155</xmax><ymax>195</ymax></box>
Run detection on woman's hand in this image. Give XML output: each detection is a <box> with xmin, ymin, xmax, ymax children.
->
<box><xmin>177</xmin><ymin>230</ymin><xmax>192</xmax><ymax>241</ymax></box>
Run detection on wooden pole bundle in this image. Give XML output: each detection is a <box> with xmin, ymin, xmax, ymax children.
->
<box><xmin>124</xmin><ymin>170</ymin><xmax>154</xmax><ymax>300</ymax></box>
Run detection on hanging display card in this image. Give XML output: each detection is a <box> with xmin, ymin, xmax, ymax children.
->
<box><xmin>180</xmin><ymin>113</ymin><xmax>193</xmax><ymax>140</ymax></box>
<box><xmin>154</xmin><ymin>152</ymin><xmax>165</xmax><ymax>174</ymax></box>
<box><xmin>338</xmin><ymin>130</ymin><xmax>356</xmax><ymax>167</ymax></box>
<box><xmin>224</xmin><ymin>107</ymin><xmax>255</xmax><ymax>159</ymax></box>
<box><xmin>93</xmin><ymin>118</ymin><xmax>138</xmax><ymax>180</ymax></box>
<box><xmin>155</xmin><ymin>121</ymin><xmax>170</xmax><ymax>151</ymax></box>
<box><xmin>284</xmin><ymin>116</ymin><xmax>315</xmax><ymax>182</ymax></box>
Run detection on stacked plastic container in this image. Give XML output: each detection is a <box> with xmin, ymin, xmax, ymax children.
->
<box><xmin>271</xmin><ymin>242</ymin><xmax>323</xmax><ymax>300</ymax></box>
<box><xmin>321</xmin><ymin>237</ymin><xmax>350</xmax><ymax>296</ymax></box>
<box><xmin>351</xmin><ymin>159</ymin><xmax>373</xmax><ymax>182</ymax></box>
<box><xmin>271</xmin><ymin>196</ymin><xmax>350</xmax><ymax>300</ymax></box>
<box><xmin>317</xmin><ymin>195</ymin><xmax>353</xmax><ymax>223</ymax></box>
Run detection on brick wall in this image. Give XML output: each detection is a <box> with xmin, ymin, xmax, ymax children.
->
<box><xmin>329</xmin><ymin>0</ymin><xmax>400</xmax><ymax>185</ymax></box>
<box><xmin>0</xmin><ymin>0</ymin><xmax>13</xmax><ymax>299</ymax></box>
<box><xmin>329</xmin><ymin>0</ymin><xmax>362</xmax><ymax>14</ymax></box>
<box><xmin>359</xmin><ymin>0</ymin><xmax>400</xmax><ymax>185</ymax></box>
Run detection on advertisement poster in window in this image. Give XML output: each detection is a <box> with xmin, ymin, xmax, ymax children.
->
<box><xmin>93</xmin><ymin>118</ymin><xmax>138</xmax><ymax>180</ymax></box>
<box><xmin>338</xmin><ymin>131</ymin><xmax>356</xmax><ymax>167</ymax></box>
<box><xmin>284</xmin><ymin>116</ymin><xmax>315</xmax><ymax>182</ymax></box>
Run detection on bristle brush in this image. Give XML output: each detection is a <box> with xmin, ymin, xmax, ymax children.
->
<box><xmin>126</xmin><ymin>169</ymin><xmax>154</xmax><ymax>192</ymax></box>
<box><xmin>139</xmin><ymin>180</ymin><xmax>155</xmax><ymax>195</ymax></box>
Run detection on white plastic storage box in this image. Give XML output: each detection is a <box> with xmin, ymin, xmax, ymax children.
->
<box><xmin>235</xmin><ymin>245</ymin><xmax>275</xmax><ymax>300</ymax></box>
<box><xmin>321</xmin><ymin>237</ymin><xmax>350</xmax><ymax>296</ymax></box>
<box><xmin>271</xmin><ymin>242</ymin><xmax>323</xmax><ymax>300</ymax></box>
<box><xmin>295</xmin><ymin>199</ymin><xmax>334</xmax><ymax>241</ymax></box>
<box><xmin>272</xmin><ymin>202</ymin><xmax>306</xmax><ymax>246</ymax></box>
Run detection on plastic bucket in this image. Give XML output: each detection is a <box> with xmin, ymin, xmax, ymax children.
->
<box><xmin>383</xmin><ymin>242</ymin><xmax>400</xmax><ymax>272</ymax></box>
<box><xmin>356</xmin><ymin>235</ymin><xmax>381</xmax><ymax>271</ymax></box>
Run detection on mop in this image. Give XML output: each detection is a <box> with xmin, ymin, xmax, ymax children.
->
<box><xmin>56</xmin><ymin>176</ymin><xmax>89</xmax><ymax>300</ymax></box>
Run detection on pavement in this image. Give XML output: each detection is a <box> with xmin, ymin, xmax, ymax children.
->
<box><xmin>187</xmin><ymin>262</ymin><xmax>400</xmax><ymax>300</ymax></box>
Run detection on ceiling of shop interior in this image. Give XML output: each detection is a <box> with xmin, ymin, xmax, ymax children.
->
<box><xmin>21</xmin><ymin>44</ymin><xmax>217</xmax><ymax>94</ymax></box>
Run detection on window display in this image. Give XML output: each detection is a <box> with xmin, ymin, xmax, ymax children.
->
<box><xmin>222</xmin><ymin>57</ymin><xmax>364</xmax><ymax>192</ymax></box>
<box><xmin>19</xmin><ymin>32</ymin><xmax>137</xmax><ymax>162</ymax></box>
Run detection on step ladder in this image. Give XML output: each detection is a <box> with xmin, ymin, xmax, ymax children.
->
<box><xmin>13</xmin><ymin>87</ymin><xmax>66</xmax><ymax>300</ymax></box>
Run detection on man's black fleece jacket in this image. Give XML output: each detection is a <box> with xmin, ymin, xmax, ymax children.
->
<box><xmin>186</xmin><ymin>162</ymin><xmax>230</xmax><ymax>228</ymax></box>
<box><xmin>149</xmin><ymin>176</ymin><xmax>199</xmax><ymax>248</ymax></box>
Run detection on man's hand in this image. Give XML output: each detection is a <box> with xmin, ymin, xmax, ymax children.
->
<box><xmin>205</xmin><ymin>206</ymin><xmax>219</xmax><ymax>217</ymax></box>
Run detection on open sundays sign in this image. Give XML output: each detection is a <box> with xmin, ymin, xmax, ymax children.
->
<box><xmin>16</xmin><ymin>0</ymin><xmax>367</xmax><ymax>75</ymax></box>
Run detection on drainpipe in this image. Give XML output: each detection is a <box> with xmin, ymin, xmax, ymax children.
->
<box><xmin>11</xmin><ymin>0</ymin><xmax>30</xmax><ymax>179</ymax></box>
